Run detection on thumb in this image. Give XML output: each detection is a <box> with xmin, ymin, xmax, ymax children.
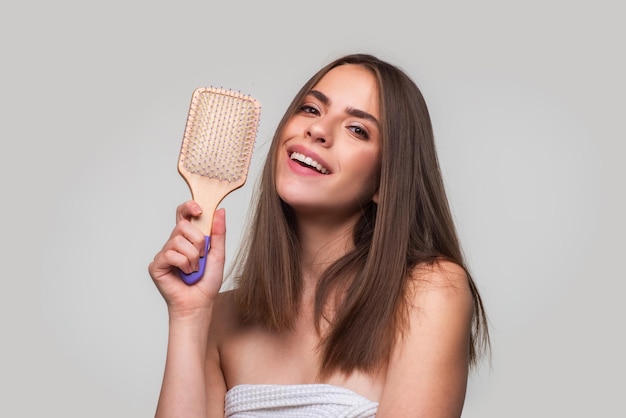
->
<box><xmin>207</xmin><ymin>208</ymin><xmax>226</xmax><ymax>265</ymax></box>
<box><xmin>192</xmin><ymin>208</ymin><xmax>227</xmax><ymax>295</ymax></box>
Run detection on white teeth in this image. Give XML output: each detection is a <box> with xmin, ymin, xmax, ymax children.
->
<box><xmin>290</xmin><ymin>152</ymin><xmax>329</xmax><ymax>174</ymax></box>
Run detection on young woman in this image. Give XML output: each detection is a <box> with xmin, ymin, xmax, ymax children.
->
<box><xmin>149</xmin><ymin>53</ymin><xmax>489</xmax><ymax>417</ymax></box>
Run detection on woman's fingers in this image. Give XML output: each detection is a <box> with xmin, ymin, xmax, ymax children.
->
<box><xmin>168</xmin><ymin>219</ymin><xmax>206</xmax><ymax>261</ymax></box>
<box><xmin>176</xmin><ymin>200</ymin><xmax>203</xmax><ymax>222</ymax></box>
<box><xmin>149</xmin><ymin>205</ymin><xmax>228</xmax><ymax>314</ymax></box>
<box><xmin>170</xmin><ymin>201</ymin><xmax>208</xmax><ymax>261</ymax></box>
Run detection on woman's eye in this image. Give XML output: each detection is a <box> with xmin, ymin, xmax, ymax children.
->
<box><xmin>349</xmin><ymin>125</ymin><xmax>370</xmax><ymax>140</ymax></box>
<box><xmin>299</xmin><ymin>104</ymin><xmax>319</xmax><ymax>115</ymax></box>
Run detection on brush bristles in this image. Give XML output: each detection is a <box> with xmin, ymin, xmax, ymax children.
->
<box><xmin>181</xmin><ymin>88</ymin><xmax>260</xmax><ymax>182</ymax></box>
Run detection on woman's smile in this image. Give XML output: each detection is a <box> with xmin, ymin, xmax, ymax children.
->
<box><xmin>275</xmin><ymin>64</ymin><xmax>381</xmax><ymax>216</ymax></box>
<box><xmin>289</xmin><ymin>151</ymin><xmax>330</xmax><ymax>175</ymax></box>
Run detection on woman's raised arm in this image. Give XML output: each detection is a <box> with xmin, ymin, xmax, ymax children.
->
<box><xmin>149</xmin><ymin>202</ymin><xmax>228</xmax><ymax>417</ymax></box>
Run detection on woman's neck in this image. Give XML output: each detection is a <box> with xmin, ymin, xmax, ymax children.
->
<box><xmin>296</xmin><ymin>212</ymin><xmax>359</xmax><ymax>280</ymax></box>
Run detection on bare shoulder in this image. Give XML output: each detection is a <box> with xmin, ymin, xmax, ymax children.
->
<box><xmin>410</xmin><ymin>259</ymin><xmax>471</xmax><ymax>291</ymax></box>
<box><xmin>376</xmin><ymin>260</ymin><xmax>474</xmax><ymax>417</ymax></box>
<box><xmin>400</xmin><ymin>259</ymin><xmax>474</xmax><ymax>353</ymax></box>
<box><xmin>206</xmin><ymin>289</ymin><xmax>242</xmax><ymax>370</ymax></box>
<box><xmin>204</xmin><ymin>290</ymin><xmax>244</xmax><ymax>416</ymax></box>
<box><xmin>406</xmin><ymin>259</ymin><xmax>474</xmax><ymax>318</ymax></box>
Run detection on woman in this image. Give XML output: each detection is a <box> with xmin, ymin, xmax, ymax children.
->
<box><xmin>149</xmin><ymin>53</ymin><xmax>489</xmax><ymax>417</ymax></box>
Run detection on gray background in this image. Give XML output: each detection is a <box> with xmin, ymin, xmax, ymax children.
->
<box><xmin>1</xmin><ymin>0</ymin><xmax>624</xmax><ymax>417</ymax></box>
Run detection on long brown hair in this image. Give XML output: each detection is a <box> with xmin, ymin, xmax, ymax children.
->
<box><xmin>233</xmin><ymin>54</ymin><xmax>489</xmax><ymax>375</ymax></box>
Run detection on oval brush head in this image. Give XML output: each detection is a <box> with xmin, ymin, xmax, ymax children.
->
<box><xmin>178</xmin><ymin>86</ymin><xmax>261</xmax><ymax>285</ymax></box>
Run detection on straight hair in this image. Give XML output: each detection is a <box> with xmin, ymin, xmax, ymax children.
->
<box><xmin>232</xmin><ymin>54</ymin><xmax>489</xmax><ymax>375</ymax></box>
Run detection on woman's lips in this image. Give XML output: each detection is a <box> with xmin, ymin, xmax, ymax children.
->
<box><xmin>285</xmin><ymin>145</ymin><xmax>332</xmax><ymax>175</ymax></box>
<box><xmin>289</xmin><ymin>151</ymin><xmax>329</xmax><ymax>174</ymax></box>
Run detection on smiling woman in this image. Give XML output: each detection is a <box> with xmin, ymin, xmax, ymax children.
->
<box><xmin>275</xmin><ymin>64</ymin><xmax>381</xmax><ymax>220</ymax></box>
<box><xmin>148</xmin><ymin>53</ymin><xmax>489</xmax><ymax>418</ymax></box>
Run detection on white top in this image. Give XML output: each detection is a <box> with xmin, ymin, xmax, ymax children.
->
<box><xmin>224</xmin><ymin>383</ymin><xmax>379</xmax><ymax>417</ymax></box>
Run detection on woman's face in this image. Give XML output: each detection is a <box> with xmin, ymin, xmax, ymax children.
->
<box><xmin>275</xmin><ymin>64</ymin><xmax>381</xmax><ymax>222</ymax></box>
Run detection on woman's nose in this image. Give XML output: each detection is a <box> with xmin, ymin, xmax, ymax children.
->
<box><xmin>306</xmin><ymin>119</ymin><xmax>332</xmax><ymax>146</ymax></box>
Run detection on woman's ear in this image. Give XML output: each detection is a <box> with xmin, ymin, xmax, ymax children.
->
<box><xmin>372</xmin><ymin>189</ymin><xmax>379</xmax><ymax>204</ymax></box>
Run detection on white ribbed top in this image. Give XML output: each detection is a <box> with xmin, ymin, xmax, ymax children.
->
<box><xmin>224</xmin><ymin>384</ymin><xmax>378</xmax><ymax>418</ymax></box>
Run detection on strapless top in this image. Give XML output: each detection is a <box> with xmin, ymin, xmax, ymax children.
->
<box><xmin>224</xmin><ymin>383</ymin><xmax>378</xmax><ymax>417</ymax></box>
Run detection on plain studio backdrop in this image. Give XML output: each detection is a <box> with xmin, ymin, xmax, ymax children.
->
<box><xmin>1</xmin><ymin>1</ymin><xmax>623</xmax><ymax>417</ymax></box>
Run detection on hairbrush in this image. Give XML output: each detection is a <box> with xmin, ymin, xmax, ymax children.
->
<box><xmin>177</xmin><ymin>86</ymin><xmax>261</xmax><ymax>285</ymax></box>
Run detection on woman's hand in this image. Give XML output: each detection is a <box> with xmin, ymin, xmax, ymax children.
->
<box><xmin>148</xmin><ymin>201</ymin><xmax>227</xmax><ymax>319</ymax></box>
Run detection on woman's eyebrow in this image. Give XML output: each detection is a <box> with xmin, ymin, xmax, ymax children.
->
<box><xmin>346</xmin><ymin>107</ymin><xmax>379</xmax><ymax>128</ymax></box>
<box><xmin>309</xmin><ymin>89</ymin><xmax>330</xmax><ymax>105</ymax></box>
<box><xmin>308</xmin><ymin>89</ymin><xmax>380</xmax><ymax>127</ymax></box>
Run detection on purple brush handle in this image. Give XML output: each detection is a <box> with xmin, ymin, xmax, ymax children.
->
<box><xmin>179</xmin><ymin>235</ymin><xmax>210</xmax><ymax>285</ymax></box>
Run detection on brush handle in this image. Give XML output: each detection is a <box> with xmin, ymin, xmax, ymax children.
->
<box><xmin>179</xmin><ymin>235</ymin><xmax>211</xmax><ymax>285</ymax></box>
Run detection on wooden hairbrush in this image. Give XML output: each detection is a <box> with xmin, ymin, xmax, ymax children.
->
<box><xmin>177</xmin><ymin>87</ymin><xmax>261</xmax><ymax>285</ymax></box>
